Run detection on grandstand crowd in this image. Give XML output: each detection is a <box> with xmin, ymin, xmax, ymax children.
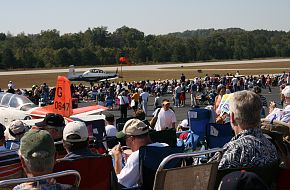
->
<box><xmin>1</xmin><ymin>71</ymin><xmax>290</xmax><ymax>189</ymax></box>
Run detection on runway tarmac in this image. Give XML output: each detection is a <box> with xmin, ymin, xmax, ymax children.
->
<box><xmin>0</xmin><ymin>58</ymin><xmax>290</xmax><ymax>76</ymax></box>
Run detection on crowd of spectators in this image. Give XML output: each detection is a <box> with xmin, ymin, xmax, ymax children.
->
<box><xmin>1</xmin><ymin>71</ymin><xmax>290</xmax><ymax>189</ymax></box>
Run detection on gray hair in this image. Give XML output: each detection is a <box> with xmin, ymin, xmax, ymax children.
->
<box><xmin>20</xmin><ymin>151</ymin><xmax>54</xmax><ymax>173</ymax></box>
<box><xmin>229</xmin><ymin>90</ymin><xmax>262</xmax><ymax>128</ymax></box>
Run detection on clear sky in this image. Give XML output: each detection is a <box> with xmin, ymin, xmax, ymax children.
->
<box><xmin>1</xmin><ymin>0</ymin><xmax>289</xmax><ymax>36</ymax></box>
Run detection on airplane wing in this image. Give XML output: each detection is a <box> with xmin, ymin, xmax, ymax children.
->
<box><xmin>72</xmin><ymin>105</ymin><xmax>108</xmax><ymax>117</ymax></box>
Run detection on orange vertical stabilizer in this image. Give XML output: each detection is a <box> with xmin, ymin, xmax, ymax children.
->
<box><xmin>42</xmin><ymin>76</ymin><xmax>73</xmax><ymax>117</ymax></box>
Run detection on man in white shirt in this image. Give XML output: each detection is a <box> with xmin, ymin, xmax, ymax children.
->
<box><xmin>111</xmin><ymin>119</ymin><xmax>167</xmax><ymax>188</ymax></box>
<box><xmin>153</xmin><ymin>99</ymin><xmax>176</xmax><ymax>131</ymax></box>
<box><xmin>140</xmin><ymin>89</ymin><xmax>150</xmax><ymax>115</ymax></box>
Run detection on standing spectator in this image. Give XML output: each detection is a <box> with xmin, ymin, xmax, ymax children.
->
<box><xmin>180</xmin><ymin>83</ymin><xmax>186</xmax><ymax>107</ymax></box>
<box><xmin>180</xmin><ymin>73</ymin><xmax>186</xmax><ymax>83</ymax></box>
<box><xmin>131</xmin><ymin>89</ymin><xmax>139</xmax><ymax>113</ymax></box>
<box><xmin>190</xmin><ymin>81</ymin><xmax>198</xmax><ymax>107</ymax></box>
<box><xmin>266</xmin><ymin>75</ymin><xmax>272</xmax><ymax>93</ymax></box>
<box><xmin>118</xmin><ymin>91</ymin><xmax>129</xmax><ymax>119</ymax></box>
<box><xmin>153</xmin><ymin>93</ymin><xmax>163</xmax><ymax>110</ymax></box>
<box><xmin>7</xmin><ymin>81</ymin><xmax>15</xmax><ymax>94</ymax></box>
<box><xmin>14</xmin><ymin>129</ymin><xmax>71</xmax><ymax>190</ymax></box>
<box><xmin>153</xmin><ymin>99</ymin><xmax>176</xmax><ymax>131</ymax></box>
<box><xmin>140</xmin><ymin>89</ymin><xmax>150</xmax><ymax>115</ymax></box>
<box><xmin>209</xmin><ymin>90</ymin><xmax>278</xmax><ymax>169</ymax></box>
<box><xmin>174</xmin><ymin>83</ymin><xmax>182</xmax><ymax>107</ymax></box>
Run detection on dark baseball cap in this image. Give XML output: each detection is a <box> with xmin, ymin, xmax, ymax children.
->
<box><xmin>218</xmin><ymin>171</ymin><xmax>269</xmax><ymax>190</ymax></box>
<box><xmin>35</xmin><ymin>113</ymin><xmax>65</xmax><ymax>128</ymax></box>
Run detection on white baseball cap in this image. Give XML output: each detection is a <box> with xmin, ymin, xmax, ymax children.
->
<box><xmin>63</xmin><ymin>121</ymin><xmax>88</xmax><ymax>142</ymax></box>
<box><xmin>282</xmin><ymin>86</ymin><xmax>290</xmax><ymax>98</ymax></box>
<box><xmin>179</xmin><ymin>119</ymin><xmax>189</xmax><ymax>129</ymax></box>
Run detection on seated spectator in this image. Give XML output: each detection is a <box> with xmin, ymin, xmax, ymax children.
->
<box><xmin>177</xmin><ymin>119</ymin><xmax>190</xmax><ymax>141</ymax></box>
<box><xmin>135</xmin><ymin>109</ymin><xmax>150</xmax><ymax>127</ymax></box>
<box><xmin>105</xmin><ymin>113</ymin><xmax>117</xmax><ymax>137</ymax></box>
<box><xmin>266</xmin><ymin>86</ymin><xmax>290</xmax><ymax>123</ymax></box>
<box><xmin>111</xmin><ymin>119</ymin><xmax>168</xmax><ymax>188</ymax></box>
<box><xmin>61</xmin><ymin>121</ymin><xmax>100</xmax><ymax>160</ymax></box>
<box><xmin>35</xmin><ymin>113</ymin><xmax>66</xmax><ymax>141</ymax></box>
<box><xmin>4</xmin><ymin>120</ymin><xmax>29</xmax><ymax>150</ymax></box>
<box><xmin>210</xmin><ymin>90</ymin><xmax>278</xmax><ymax>169</ymax></box>
<box><xmin>0</xmin><ymin>123</ymin><xmax>6</xmax><ymax>151</ymax></box>
<box><xmin>34</xmin><ymin>113</ymin><xmax>66</xmax><ymax>154</ymax></box>
<box><xmin>14</xmin><ymin>129</ymin><xmax>71</xmax><ymax>190</ymax></box>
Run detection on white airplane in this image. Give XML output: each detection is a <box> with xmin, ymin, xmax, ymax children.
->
<box><xmin>0</xmin><ymin>76</ymin><xmax>108</xmax><ymax>126</ymax></box>
<box><xmin>68</xmin><ymin>65</ymin><xmax>119</xmax><ymax>82</ymax></box>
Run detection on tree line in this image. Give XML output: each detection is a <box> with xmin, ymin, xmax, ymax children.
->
<box><xmin>0</xmin><ymin>26</ymin><xmax>289</xmax><ymax>69</ymax></box>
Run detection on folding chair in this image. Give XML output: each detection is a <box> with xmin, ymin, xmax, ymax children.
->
<box><xmin>149</xmin><ymin>128</ymin><xmax>177</xmax><ymax>147</ymax></box>
<box><xmin>206</xmin><ymin>123</ymin><xmax>233</xmax><ymax>149</ymax></box>
<box><xmin>0</xmin><ymin>150</ymin><xmax>23</xmax><ymax>181</ymax></box>
<box><xmin>138</xmin><ymin>146</ymin><xmax>184</xmax><ymax>190</ymax></box>
<box><xmin>54</xmin><ymin>155</ymin><xmax>114</xmax><ymax>190</ymax></box>
<box><xmin>215</xmin><ymin>162</ymin><xmax>279</xmax><ymax>189</ymax></box>
<box><xmin>188</xmin><ymin>108</ymin><xmax>211</xmax><ymax>142</ymax></box>
<box><xmin>0</xmin><ymin>170</ymin><xmax>80</xmax><ymax>189</ymax></box>
<box><xmin>153</xmin><ymin>148</ymin><xmax>223</xmax><ymax>190</ymax></box>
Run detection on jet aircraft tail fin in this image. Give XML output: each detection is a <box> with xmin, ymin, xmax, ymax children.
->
<box><xmin>42</xmin><ymin>76</ymin><xmax>73</xmax><ymax>117</ymax></box>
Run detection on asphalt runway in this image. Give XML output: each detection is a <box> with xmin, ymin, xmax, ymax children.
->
<box><xmin>1</xmin><ymin>58</ymin><xmax>290</xmax><ymax>75</ymax></box>
<box><xmin>80</xmin><ymin>86</ymin><xmax>282</xmax><ymax>125</ymax></box>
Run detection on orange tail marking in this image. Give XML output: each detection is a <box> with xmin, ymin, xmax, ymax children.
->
<box><xmin>43</xmin><ymin>76</ymin><xmax>73</xmax><ymax>117</ymax></box>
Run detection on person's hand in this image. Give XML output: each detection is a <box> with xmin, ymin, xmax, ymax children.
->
<box><xmin>111</xmin><ymin>144</ymin><xmax>122</xmax><ymax>160</ymax></box>
<box><xmin>269</xmin><ymin>101</ymin><xmax>276</xmax><ymax>108</ymax></box>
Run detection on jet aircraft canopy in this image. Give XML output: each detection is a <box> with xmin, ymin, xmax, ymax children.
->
<box><xmin>0</xmin><ymin>93</ymin><xmax>36</xmax><ymax>110</ymax></box>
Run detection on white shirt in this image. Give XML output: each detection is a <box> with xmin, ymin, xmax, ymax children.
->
<box><xmin>118</xmin><ymin>96</ymin><xmax>129</xmax><ymax>105</ymax></box>
<box><xmin>154</xmin><ymin>108</ymin><xmax>177</xmax><ymax>131</ymax></box>
<box><xmin>140</xmin><ymin>92</ymin><xmax>149</xmax><ymax>101</ymax></box>
<box><xmin>105</xmin><ymin>124</ymin><xmax>117</xmax><ymax>137</ymax></box>
<box><xmin>117</xmin><ymin>142</ymin><xmax>168</xmax><ymax>188</ymax></box>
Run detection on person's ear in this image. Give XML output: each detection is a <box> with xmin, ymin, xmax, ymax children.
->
<box><xmin>230</xmin><ymin>112</ymin><xmax>235</xmax><ymax>125</ymax></box>
<box><xmin>20</xmin><ymin>156</ymin><xmax>29</xmax><ymax>174</ymax></box>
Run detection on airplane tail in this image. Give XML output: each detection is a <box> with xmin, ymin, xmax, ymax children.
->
<box><xmin>43</xmin><ymin>76</ymin><xmax>73</xmax><ymax>117</ymax></box>
<box><xmin>68</xmin><ymin>65</ymin><xmax>76</xmax><ymax>79</ymax></box>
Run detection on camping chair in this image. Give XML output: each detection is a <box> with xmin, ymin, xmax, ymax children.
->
<box><xmin>215</xmin><ymin>162</ymin><xmax>280</xmax><ymax>189</ymax></box>
<box><xmin>0</xmin><ymin>170</ymin><xmax>80</xmax><ymax>190</ymax></box>
<box><xmin>0</xmin><ymin>150</ymin><xmax>23</xmax><ymax>181</ymax></box>
<box><xmin>153</xmin><ymin>148</ymin><xmax>224</xmax><ymax>190</ymax></box>
<box><xmin>206</xmin><ymin>123</ymin><xmax>233</xmax><ymax>149</ymax></box>
<box><xmin>54</xmin><ymin>155</ymin><xmax>114</xmax><ymax>190</ymax></box>
<box><xmin>137</xmin><ymin>145</ymin><xmax>184</xmax><ymax>190</ymax></box>
<box><xmin>149</xmin><ymin>128</ymin><xmax>177</xmax><ymax>147</ymax></box>
<box><xmin>188</xmin><ymin>108</ymin><xmax>211</xmax><ymax>142</ymax></box>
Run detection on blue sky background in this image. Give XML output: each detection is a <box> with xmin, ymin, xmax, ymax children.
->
<box><xmin>1</xmin><ymin>0</ymin><xmax>289</xmax><ymax>35</ymax></box>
